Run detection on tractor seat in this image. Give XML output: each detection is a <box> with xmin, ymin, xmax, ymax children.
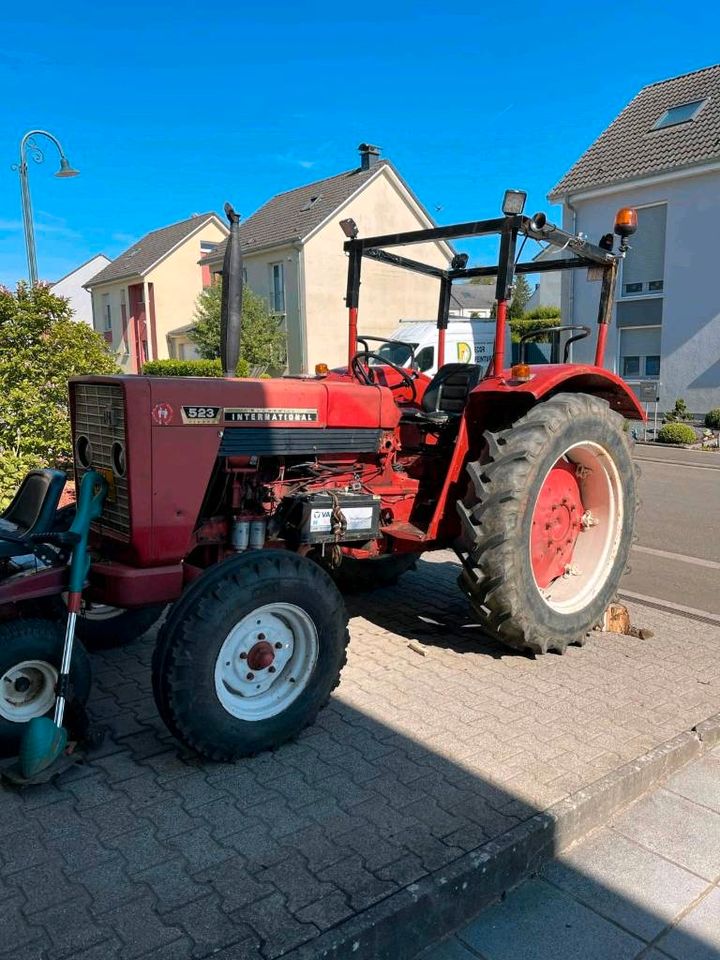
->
<box><xmin>0</xmin><ymin>469</ymin><xmax>67</xmax><ymax>559</ymax></box>
<box><xmin>401</xmin><ymin>363</ymin><xmax>481</xmax><ymax>428</ymax></box>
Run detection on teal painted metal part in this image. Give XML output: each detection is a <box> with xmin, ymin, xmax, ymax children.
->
<box><xmin>68</xmin><ymin>470</ymin><xmax>107</xmax><ymax>594</ymax></box>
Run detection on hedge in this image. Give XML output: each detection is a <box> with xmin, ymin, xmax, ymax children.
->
<box><xmin>142</xmin><ymin>358</ymin><xmax>250</xmax><ymax>378</ymax></box>
<box><xmin>704</xmin><ymin>408</ymin><xmax>720</xmax><ymax>429</ymax></box>
<box><xmin>656</xmin><ymin>422</ymin><xmax>696</xmax><ymax>445</ymax></box>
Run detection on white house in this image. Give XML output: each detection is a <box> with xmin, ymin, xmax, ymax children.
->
<box><xmin>51</xmin><ymin>254</ymin><xmax>110</xmax><ymax>326</ymax></box>
<box><xmin>549</xmin><ymin>64</ymin><xmax>720</xmax><ymax>414</ymax></box>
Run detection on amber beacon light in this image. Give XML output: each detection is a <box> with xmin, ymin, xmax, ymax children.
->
<box><xmin>614</xmin><ymin>207</ymin><xmax>638</xmax><ymax>239</ymax></box>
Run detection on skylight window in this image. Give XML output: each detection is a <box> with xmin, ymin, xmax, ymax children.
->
<box><xmin>300</xmin><ymin>195</ymin><xmax>322</xmax><ymax>211</ymax></box>
<box><xmin>653</xmin><ymin>99</ymin><xmax>706</xmax><ymax>130</ymax></box>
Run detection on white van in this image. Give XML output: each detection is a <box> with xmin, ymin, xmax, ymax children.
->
<box><xmin>364</xmin><ymin>319</ymin><xmax>510</xmax><ymax>376</ymax></box>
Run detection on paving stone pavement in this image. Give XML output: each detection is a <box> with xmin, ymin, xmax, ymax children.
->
<box><xmin>423</xmin><ymin>746</ymin><xmax>720</xmax><ymax>960</ymax></box>
<box><xmin>1</xmin><ymin>551</ymin><xmax>719</xmax><ymax>960</ymax></box>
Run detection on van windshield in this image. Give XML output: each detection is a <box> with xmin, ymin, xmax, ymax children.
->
<box><xmin>374</xmin><ymin>341</ymin><xmax>418</xmax><ymax>367</ymax></box>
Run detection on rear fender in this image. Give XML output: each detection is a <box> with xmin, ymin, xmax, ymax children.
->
<box><xmin>466</xmin><ymin>365</ymin><xmax>646</xmax><ymax>428</ymax></box>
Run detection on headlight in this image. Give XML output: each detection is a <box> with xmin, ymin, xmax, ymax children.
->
<box><xmin>76</xmin><ymin>435</ymin><xmax>93</xmax><ymax>468</ymax></box>
<box><xmin>111</xmin><ymin>441</ymin><xmax>126</xmax><ymax>477</ymax></box>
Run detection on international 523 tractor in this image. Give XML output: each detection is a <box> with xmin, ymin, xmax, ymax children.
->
<box><xmin>0</xmin><ymin>192</ymin><xmax>643</xmax><ymax>765</ymax></box>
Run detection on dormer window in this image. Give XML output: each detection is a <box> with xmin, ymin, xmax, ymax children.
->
<box><xmin>652</xmin><ymin>99</ymin><xmax>706</xmax><ymax>130</ymax></box>
<box><xmin>300</xmin><ymin>195</ymin><xmax>322</xmax><ymax>212</ymax></box>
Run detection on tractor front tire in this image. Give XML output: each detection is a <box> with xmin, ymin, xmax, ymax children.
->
<box><xmin>0</xmin><ymin>619</ymin><xmax>91</xmax><ymax>757</ymax></box>
<box><xmin>152</xmin><ymin>551</ymin><xmax>349</xmax><ymax>761</ymax></box>
<box><xmin>76</xmin><ymin>604</ymin><xmax>166</xmax><ymax>651</ymax></box>
<box><xmin>456</xmin><ymin>392</ymin><xmax>636</xmax><ymax>655</ymax></box>
<box><xmin>330</xmin><ymin>553</ymin><xmax>417</xmax><ymax>592</ymax></box>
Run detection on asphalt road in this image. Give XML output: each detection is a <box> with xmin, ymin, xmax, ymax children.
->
<box><xmin>621</xmin><ymin>444</ymin><xmax>720</xmax><ymax>616</ymax></box>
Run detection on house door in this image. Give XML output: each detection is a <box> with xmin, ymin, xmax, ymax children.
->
<box><xmin>128</xmin><ymin>284</ymin><xmax>148</xmax><ymax>372</ymax></box>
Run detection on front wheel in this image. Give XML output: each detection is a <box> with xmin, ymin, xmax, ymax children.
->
<box><xmin>0</xmin><ymin>619</ymin><xmax>91</xmax><ymax>757</ymax></box>
<box><xmin>152</xmin><ymin>551</ymin><xmax>349</xmax><ymax>761</ymax></box>
<box><xmin>456</xmin><ymin>392</ymin><xmax>636</xmax><ymax>654</ymax></box>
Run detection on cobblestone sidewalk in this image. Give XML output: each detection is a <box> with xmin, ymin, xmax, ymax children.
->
<box><xmin>1</xmin><ymin>552</ymin><xmax>718</xmax><ymax>960</ymax></box>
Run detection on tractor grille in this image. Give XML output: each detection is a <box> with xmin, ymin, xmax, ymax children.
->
<box><xmin>73</xmin><ymin>383</ymin><xmax>130</xmax><ymax>539</ymax></box>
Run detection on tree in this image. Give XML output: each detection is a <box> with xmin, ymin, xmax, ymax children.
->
<box><xmin>190</xmin><ymin>281</ymin><xmax>287</xmax><ymax>369</ymax></box>
<box><xmin>508</xmin><ymin>274</ymin><xmax>532</xmax><ymax>320</ymax></box>
<box><xmin>0</xmin><ymin>283</ymin><xmax>118</xmax><ymax>504</ymax></box>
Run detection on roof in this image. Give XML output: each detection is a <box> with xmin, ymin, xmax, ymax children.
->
<box><xmin>450</xmin><ymin>283</ymin><xmax>495</xmax><ymax>312</ymax></box>
<box><xmin>202</xmin><ymin>159</ymin><xmax>427</xmax><ymax>264</ymax></box>
<box><xmin>51</xmin><ymin>254</ymin><xmax>111</xmax><ymax>287</ymax></box>
<box><xmin>550</xmin><ymin>64</ymin><xmax>720</xmax><ymax>199</ymax></box>
<box><xmin>86</xmin><ymin>213</ymin><xmax>225</xmax><ymax>287</ymax></box>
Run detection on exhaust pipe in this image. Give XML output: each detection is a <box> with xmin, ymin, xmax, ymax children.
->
<box><xmin>221</xmin><ymin>202</ymin><xmax>243</xmax><ymax>378</ymax></box>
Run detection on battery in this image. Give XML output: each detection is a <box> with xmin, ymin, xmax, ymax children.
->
<box><xmin>285</xmin><ymin>492</ymin><xmax>380</xmax><ymax>544</ymax></box>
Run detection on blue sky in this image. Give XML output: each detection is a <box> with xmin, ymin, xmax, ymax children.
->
<box><xmin>2</xmin><ymin>1</ymin><xmax>720</xmax><ymax>287</ymax></box>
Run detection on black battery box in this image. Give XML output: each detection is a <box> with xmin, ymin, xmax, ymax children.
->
<box><xmin>283</xmin><ymin>491</ymin><xmax>380</xmax><ymax>544</ymax></box>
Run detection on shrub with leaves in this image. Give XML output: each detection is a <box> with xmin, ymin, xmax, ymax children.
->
<box><xmin>190</xmin><ymin>281</ymin><xmax>286</xmax><ymax>369</ymax></box>
<box><xmin>665</xmin><ymin>398</ymin><xmax>692</xmax><ymax>422</ymax></box>
<box><xmin>142</xmin><ymin>358</ymin><xmax>250</xmax><ymax>377</ymax></box>
<box><xmin>704</xmin><ymin>408</ymin><xmax>720</xmax><ymax>429</ymax></box>
<box><xmin>656</xmin><ymin>422</ymin><xmax>697</xmax><ymax>445</ymax></box>
<box><xmin>0</xmin><ymin>283</ymin><xmax>118</xmax><ymax>505</ymax></box>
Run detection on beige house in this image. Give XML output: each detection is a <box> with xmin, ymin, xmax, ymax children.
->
<box><xmin>85</xmin><ymin>213</ymin><xmax>228</xmax><ymax>372</ymax></box>
<box><xmin>202</xmin><ymin>145</ymin><xmax>453</xmax><ymax>373</ymax></box>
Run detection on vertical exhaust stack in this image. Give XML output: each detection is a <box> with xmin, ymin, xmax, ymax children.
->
<box><xmin>221</xmin><ymin>202</ymin><xmax>243</xmax><ymax>378</ymax></box>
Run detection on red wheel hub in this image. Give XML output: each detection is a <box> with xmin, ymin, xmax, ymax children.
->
<box><xmin>531</xmin><ymin>459</ymin><xmax>584</xmax><ymax>588</ymax></box>
<box><xmin>246</xmin><ymin>641</ymin><xmax>275</xmax><ymax>671</ymax></box>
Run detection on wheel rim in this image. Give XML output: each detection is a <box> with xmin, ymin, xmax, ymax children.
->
<box><xmin>530</xmin><ymin>441</ymin><xmax>623</xmax><ymax>614</ymax></box>
<box><xmin>0</xmin><ymin>659</ymin><xmax>58</xmax><ymax>723</ymax></box>
<box><xmin>81</xmin><ymin>604</ymin><xmax>124</xmax><ymax>622</ymax></box>
<box><xmin>214</xmin><ymin>603</ymin><xmax>319</xmax><ymax>721</ymax></box>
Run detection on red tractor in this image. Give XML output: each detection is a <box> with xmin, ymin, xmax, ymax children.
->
<box><xmin>0</xmin><ymin>193</ymin><xmax>643</xmax><ymax>762</ymax></box>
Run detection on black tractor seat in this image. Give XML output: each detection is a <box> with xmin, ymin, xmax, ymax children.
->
<box><xmin>400</xmin><ymin>363</ymin><xmax>481</xmax><ymax>428</ymax></box>
<box><xmin>0</xmin><ymin>469</ymin><xmax>67</xmax><ymax>559</ymax></box>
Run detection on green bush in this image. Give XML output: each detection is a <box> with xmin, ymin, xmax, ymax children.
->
<box><xmin>510</xmin><ymin>317</ymin><xmax>562</xmax><ymax>343</ymax></box>
<box><xmin>142</xmin><ymin>358</ymin><xmax>250</xmax><ymax>378</ymax></box>
<box><xmin>704</xmin><ymin>408</ymin><xmax>720</xmax><ymax>429</ymax></box>
<box><xmin>523</xmin><ymin>305</ymin><xmax>562</xmax><ymax>321</ymax></box>
<box><xmin>0</xmin><ymin>283</ymin><xmax>118</xmax><ymax>506</ymax></box>
<box><xmin>656</xmin><ymin>422</ymin><xmax>697</xmax><ymax>445</ymax></box>
<box><xmin>665</xmin><ymin>398</ymin><xmax>692</xmax><ymax>422</ymax></box>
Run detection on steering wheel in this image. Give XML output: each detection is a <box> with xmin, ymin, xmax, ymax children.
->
<box><xmin>351</xmin><ymin>351</ymin><xmax>417</xmax><ymax>403</ymax></box>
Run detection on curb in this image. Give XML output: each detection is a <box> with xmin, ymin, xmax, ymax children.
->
<box><xmin>286</xmin><ymin>711</ymin><xmax>720</xmax><ymax>960</ymax></box>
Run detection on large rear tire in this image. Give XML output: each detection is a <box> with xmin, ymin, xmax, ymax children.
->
<box><xmin>152</xmin><ymin>551</ymin><xmax>349</xmax><ymax>761</ymax></box>
<box><xmin>456</xmin><ymin>392</ymin><xmax>636</xmax><ymax>654</ymax></box>
<box><xmin>0</xmin><ymin>619</ymin><xmax>91</xmax><ymax>757</ymax></box>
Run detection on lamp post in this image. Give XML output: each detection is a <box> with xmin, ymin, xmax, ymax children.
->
<box><xmin>12</xmin><ymin>130</ymin><xmax>79</xmax><ymax>285</ymax></box>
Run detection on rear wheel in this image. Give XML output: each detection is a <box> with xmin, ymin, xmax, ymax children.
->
<box><xmin>152</xmin><ymin>551</ymin><xmax>349</xmax><ymax>761</ymax></box>
<box><xmin>456</xmin><ymin>393</ymin><xmax>636</xmax><ymax>654</ymax></box>
<box><xmin>0</xmin><ymin>619</ymin><xmax>91</xmax><ymax>757</ymax></box>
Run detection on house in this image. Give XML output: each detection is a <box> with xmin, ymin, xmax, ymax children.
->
<box><xmin>85</xmin><ymin>213</ymin><xmax>228</xmax><ymax>372</ymax></box>
<box><xmin>51</xmin><ymin>254</ymin><xmax>110</xmax><ymax>326</ymax></box>
<box><xmin>448</xmin><ymin>283</ymin><xmax>494</xmax><ymax>318</ymax></box>
<box><xmin>524</xmin><ymin>247</ymin><xmax>562</xmax><ymax>315</ymax></box>
<box><xmin>549</xmin><ymin>64</ymin><xmax>720</xmax><ymax>414</ymax></box>
<box><xmin>201</xmin><ymin>144</ymin><xmax>453</xmax><ymax>373</ymax></box>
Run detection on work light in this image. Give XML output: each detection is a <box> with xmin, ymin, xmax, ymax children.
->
<box><xmin>340</xmin><ymin>218</ymin><xmax>359</xmax><ymax>239</ymax></box>
<box><xmin>502</xmin><ymin>190</ymin><xmax>527</xmax><ymax>215</ymax></box>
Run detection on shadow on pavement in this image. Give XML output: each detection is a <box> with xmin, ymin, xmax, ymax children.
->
<box><xmin>0</xmin><ymin>558</ymin><xmax>716</xmax><ymax>960</ymax></box>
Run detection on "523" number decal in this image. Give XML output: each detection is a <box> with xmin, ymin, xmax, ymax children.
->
<box><xmin>181</xmin><ymin>405</ymin><xmax>222</xmax><ymax>424</ymax></box>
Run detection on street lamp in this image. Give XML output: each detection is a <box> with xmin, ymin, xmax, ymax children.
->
<box><xmin>12</xmin><ymin>130</ymin><xmax>79</xmax><ymax>285</ymax></box>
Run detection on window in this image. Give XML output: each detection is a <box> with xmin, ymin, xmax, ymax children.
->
<box><xmin>269</xmin><ymin>263</ymin><xmax>285</xmax><ymax>313</ymax></box>
<box><xmin>645</xmin><ymin>355</ymin><xmax>661</xmax><ymax>377</ymax></box>
<box><xmin>102</xmin><ymin>294</ymin><xmax>112</xmax><ymax>332</ymax></box>
<box><xmin>621</xmin><ymin>204</ymin><xmax>666</xmax><ymax>298</ymax></box>
<box><xmin>619</xmin><ymin>327</ymin><xmax>662</xmax><ymax>380</ymax></box>
<box><xmin>622</xmin><ymin>356</ymin><xmax>640</xmax><ymax>377</ymax></box>
<box><xmin>415</xmin><ymin>346</ymin><xmax>434</xmax><ymax>372</ymax></box>
<box><xmin>653</xmin><ymin>99</ymin><xmax>706</xmax><ymax>130</ymax></box>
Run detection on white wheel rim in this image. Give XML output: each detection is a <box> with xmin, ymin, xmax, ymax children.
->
<box><xmin>531</xmin><ymin>441</ymin><xmax>624</xmax><ymax>615</ymax></box>
<box><xmin>0</xmin><ymin>659</ymin><xmax>58</xmax><ymax>723</ymax></box>
<box><xmin>214</xmin><ymin>603</ymin><xmax>319</xmax><ymax>721</ymax></box>
<box><xmin>81</xmin><ymin>604</ymin><xmax>124</xmax><ymax>622</ymax></box>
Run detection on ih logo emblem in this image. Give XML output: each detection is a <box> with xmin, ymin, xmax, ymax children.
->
<box><xmin>152</xmin><ymin>402</ymin><xmax>174</xmax><ymax>425</ymax></box>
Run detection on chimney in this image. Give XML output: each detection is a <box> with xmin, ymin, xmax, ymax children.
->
<box><xmin>358</xmin><ymin>143</ymin><xmax>381</xmax><ymax>171</ymax></box>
